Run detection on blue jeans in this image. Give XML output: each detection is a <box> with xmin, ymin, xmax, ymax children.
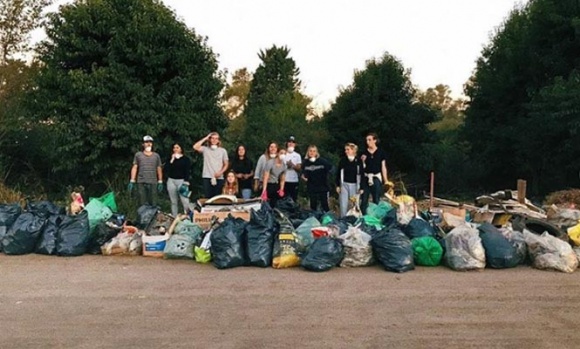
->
<box><xmin>241</xmin><ymin>188</ymin><xmax>252</xmax><ymax>199</ymax></box>
<box><xmin>360</xmin><ymin>177</ymin><xmax>382</xmax><ymax>215</ymax></box>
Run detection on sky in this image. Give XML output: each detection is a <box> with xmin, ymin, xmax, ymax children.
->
<box><xmin>48</xmin><ymin>0</ymin><xmax>528</xmax><ymax>111</ymax></box>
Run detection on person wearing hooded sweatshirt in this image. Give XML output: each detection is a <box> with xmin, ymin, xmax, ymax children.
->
<box><xmin>301</xmin><ymin>145</ymin><xmax>333</xmax><ymax>212</ymax></box>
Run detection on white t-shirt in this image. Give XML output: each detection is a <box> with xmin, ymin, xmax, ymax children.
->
<box><xmin>284</xmin><ymin>150</ymin><xmax>302</xmax><ymax>183</ymax></box>
<box><xmin>201</xmin><ymin>146</ymin><xmax>228</xmax><ymax>179</ymax></box>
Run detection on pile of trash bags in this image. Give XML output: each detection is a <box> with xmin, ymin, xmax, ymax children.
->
<box><xmin>2</xmin><ymin>191</ymin><xmax>580</xmax><ymax>274</ymax></box>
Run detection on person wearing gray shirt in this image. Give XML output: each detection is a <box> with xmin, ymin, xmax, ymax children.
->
<box><xmin>260</xmin><ymin>149</ymin><xmax>287</xmax><ymax>208</ymax></box>
<box><xmin>193</xmin><ymin>132</ymin><xmax>229</xmax><ymax>198</ymax></box>
<box><xmin>128</xmin><ymin>135</ymin><xmax>163</xmax><ymax>206</ymax></box>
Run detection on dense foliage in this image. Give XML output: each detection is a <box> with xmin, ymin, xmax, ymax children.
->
<box><xmin>463</xmin><ymin>0</ymin><xmax>580</xmax><ymax>194</ymax></box>
<box><xmin>323</xmin><ymin>53</ymin><xmax>437</xmax><ymax>189</ymax></box>
<box><xmin>21</xmin><ymin>0</ymin><xmax>225</xmax><ymax>193</ymax></box>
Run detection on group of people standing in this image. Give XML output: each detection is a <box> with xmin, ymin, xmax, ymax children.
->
<box><xmin>128</xmin><ymin>132</ymin><xmax>389</xmax><ymax>218</ymax></box>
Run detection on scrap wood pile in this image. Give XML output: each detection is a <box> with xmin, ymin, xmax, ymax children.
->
<box><xmin>2</xmin><ymin>188</ymin><xmax>580</xmax><ymax>274</ymax></box>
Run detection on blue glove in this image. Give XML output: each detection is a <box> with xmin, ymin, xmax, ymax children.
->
<box><xmin>157</xmin><ymin>182</ymin><xmax>164</xmax><ymax>193</ymax></box>
<box><xmin>127</xmin><ymin>181</ymin><xmax>135</xmax><ymax>192</ymax></box>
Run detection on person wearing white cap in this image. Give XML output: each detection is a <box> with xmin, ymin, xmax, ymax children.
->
<box><xmin>284</xmin><ymin>136</ymin><xmax>302</xmax><ymax>202</ymax></box>
<box><xmin>128</xmin><ymin>135</ymin><xmax>163</xmax><ymax>206</ymax></box>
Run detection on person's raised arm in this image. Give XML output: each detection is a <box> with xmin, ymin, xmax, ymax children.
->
<box><xmin>193</xmin><ymin>134</ymin><xmax>211</xmax><ymax>153</ymax></box>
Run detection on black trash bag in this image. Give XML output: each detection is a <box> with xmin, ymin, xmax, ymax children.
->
<box><xmin>86</xmin><ymin>221</ymin><xmax>120</xmax><ymax>255</ymax></box>
<box><xmin>27</xmin><ymin>201</ymin><xmax>65</xmax><ymax>218</ymax></box>
<box><xmin>2</xmin><ymin>212</ymin><xmax>46</xmax><ymax>255</ymax></box>
<box><xmin>404</xmin><ymin>218</ymin><xmax>435</xmax><ymax>239</ymax></box>
<box><xmin>0</xmin><ymin>203</ymin><xmax>22</xmax><ymax>248</ymax></box>
<box><xmin>210</xmin><ymin>215</ymin><xmax>248</xmax><ymax>269</ymax></box>
<box><xmin>276</xmin><ymin>197</ymin><xmax>299</xmax><ymax>217</ymax></box>
<box><xmin>245</xmin><ymin>202</ymin><xmax>277</xmax><ymax>267</ymax></box>
<box><xmin>297</xmin><ymin>209</ymin><xmax>324</xmax><ymax>221</ymax></box>
<box><xmin>371</xmin><ymin>227</ymin><xmax>415</xmax><ymax>273</ymax></box>
<box><xmin>478</xmin><ymin>222</ymin><xmax>520</xmax><ymax>268</ymax></box>
<box><xmin>56</xmin><ymin>211</ymin><xmax>90</xmax><ymax>256</ymax></box>
<box><xmin>381</xmin><ymin>208</ymin><xmax>398</xmax><ymax>230</ymax></box>
<box><xmin>341</xmin><ymin>215</ymin><xmax>358</xmax><ymax>226</ymax></box>
<box><xmin>35</xmin><ymin>214</ymin><xmax>65</xmax><ymax>255</ymax></box>
<box><xmin>136</xmin><ymin>205</ymin><xmax>159</xmax><ymax>230</ymax></box>
<box><xmin>301</xmin><ymin>237</ymin><xmax>344</xmax><ymax>272</ymax></box>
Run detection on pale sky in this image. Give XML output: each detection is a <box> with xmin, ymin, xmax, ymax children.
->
<box><xmin>47</xmin><ymin>0</ymin><xmax>527</xmax><ymax>110</ymax></box>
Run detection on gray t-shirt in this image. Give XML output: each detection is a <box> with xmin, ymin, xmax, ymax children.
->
<box><xmin>263</xmin><ymin>159</ymin><xmax>286</xmax><ymax>184</ymax></box>
<box><xmin>133</xmin><ymin>151</ymin><xmax>162</xmax><ymax>184</ymax></box>
<box><xmin>201</xmin><ymin>146</ymin><xmax>228</xmax><ymax>179</ymax></box>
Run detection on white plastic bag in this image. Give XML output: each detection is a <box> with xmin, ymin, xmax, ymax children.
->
<box><xmin>524</xmin><ymin>231</ymin><xmax>578</xmax><ymax>273</ymax></box>
<box><xmin>445</xmin><ymin>224</ymin><xmax>486</xmax><ymax>271</ymax></box>
<box><xmin>338</xmin><ymin>225</ymin><xmax>374</xmax><ymax>267</ymax></box>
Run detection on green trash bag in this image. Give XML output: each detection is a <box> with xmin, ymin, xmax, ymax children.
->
<box><xmin>367</xmin><ymin>201</ymin><xmax>392</xmax><ymax>220</ymax></box>
<box><xmin>362</xmin><ymin>215</ymin><xmax>383</xmax><ymax>229</ymax></box>
<box><xmin>84</xmin><ymin>199</ymin><xmax>113</xmax><ymax>233</ymax></box>
<box><xmin>194</xmin><ymin>246</ymin><xmax>211</xmax><ymax>263</ymax></box>
<box><xmin>411</xmin><ymin>236</ymin><xmax>443</xmax><ymax>266</ymax></box>
<box><xmin>295</xmin><ymin>217</ymin><xmax>320</xmax><ymax>250</ymax></box>
<box><xmin>175</xmin><ymin>220</ymin><xmax>203</xmax><ymax>242</ymax></box>
<box><xmin>89</xmin><ymin>192</ymin><xmax>118</xmax><ymax>213</ymax></box>
<box><xmin>164</xmin><ymin>234</ymin><xmax>195</xmax><ymax>259</ymax></box>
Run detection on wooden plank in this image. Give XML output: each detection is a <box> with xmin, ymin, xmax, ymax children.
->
<box><xmin>517</xmin><ymin>179</ymin><xmax>527</xmax><ymax>204</ymax></box>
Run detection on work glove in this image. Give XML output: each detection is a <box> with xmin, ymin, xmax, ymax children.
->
<box><xmin>157</xmin><ymin>181</ymin><xmax>164</xmax><ymax>193</ymax></box>
<box><xmin>277</xmin><ymin>189</ymin><xmax>285</xmax><ymax>197</ymax></box>
<box><xmin>260</xmin><ymin>191</ymin><xmax>268</xmax><ymax>201</ymax></box>
<box><xmin>127</xmin><ymin>181</ymin><xmax>135</xmax><ymax>192</ymax></box>
<box><xmin>210</xmin><ymin>177</ymin><xmax>217</xmax><ymax>186</ymax></box>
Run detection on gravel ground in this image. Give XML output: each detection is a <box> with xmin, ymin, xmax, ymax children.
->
<box><xmin>1</xmin><ymin>254</ymin><xmax>579</xmax><ymax>348</ymax></box>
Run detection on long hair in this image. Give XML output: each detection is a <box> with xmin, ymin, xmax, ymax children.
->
<box><xmin>222</xmin><ymin>170</ymin><xmax>239</xmax><ymax>195</ymax></box>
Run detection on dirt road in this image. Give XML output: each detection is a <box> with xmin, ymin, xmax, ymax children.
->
<box><xmin>1</xmin><ymin>254</ymin><xmax>579</xmax><ymax>348</ymax></box>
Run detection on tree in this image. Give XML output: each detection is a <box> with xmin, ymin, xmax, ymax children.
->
<box><xmin>463</xmin><ymin>0</ymin><xmax>580</xmax><ymax>194</ymax></box>
<box><xmin>222</xmin><ymin>68</ymin><xmax>251</xmax><ymax>145</ymax></box>
<box><xmin>0</xmin><ymin>0</ymin><xmax>52</xmax><ymax>183</ymax></box>
<box><xmin>24</xmin><ymin>0</ymin><xmax>226</xmax><ymax>192</ymax></box>
<box><xmin>323</xmin><ymin>53</ymin><xmax>437</xmax><ymax>187</ymax></box>
<box><xmin>242</xmin><ymin>45</ymin><xmax>318</xmax><ymax>156</ymax></box>
<box><xmin>0</xmin><ymin>0</ymin><xmax>53</xmax><ymax>62</ymax></box>
<box><xmin>222</xmin><ymin>67</ymin><xmax>251</xmax><ymax>120</ymax></box>
<box><xmin>417</xmin><ymin>84</ymin><xmax>465</xmax><ymax>139</ymax></box>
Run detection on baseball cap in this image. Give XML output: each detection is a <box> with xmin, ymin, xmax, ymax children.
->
<box><xmin>143</xmin><ymin>135</ymin><xmax>154</xmax><ymax>142</ymax></box>
<box><xmin>287</xmin><ymin>136</ymin><xmax>296</xmax><ymax>143</ymax></box>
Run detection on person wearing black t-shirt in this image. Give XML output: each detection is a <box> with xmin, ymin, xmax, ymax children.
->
<box><xmin>336</xmin><ymin>142</ymin><xmax>362</xmax><ymax>217</ymax></box>
<box><xmin>164</xmin><ymin>143</ymin><xmax>191</xmax><ymax>217</ymax></box>
<box><xmin>360</xmin><ymin>133</ymin><xmax>388</xmax><ymax>214</ymax></box>
<box><xmin>230</xmin><ymin>144</ymin><xmax>254</xmax><ymax>199</ymax></box>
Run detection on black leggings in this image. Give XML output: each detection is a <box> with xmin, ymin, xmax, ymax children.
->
<box><xmin>309</xmin><ymin>191</ymin><xmax>329</xmax><ymax>212</ymax></box>
<box><xmin>266</xmin><ymin>183</ymin><xmax>284</xmax><ymax>208</ymax></box>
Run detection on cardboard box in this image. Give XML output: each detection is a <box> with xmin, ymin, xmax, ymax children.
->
<box><xmin>193</xmin><ymin>211</ymin><xmax>251</xmax><ymax>229</ymax></box>
<box><xmin>439</xmin><ymin>205</ymin><xmax>466</xmax><ymax>219</ymax></box>
<box><xmin>142</xmin><ymin>234</ymin><xmax>168</xmax><ymax>257</ymax></box>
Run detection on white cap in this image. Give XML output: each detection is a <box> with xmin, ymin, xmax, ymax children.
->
<box><xmin>143</xmin><ymin>135</ymin><xmax>154</xmax><ymax>142</ymax></box>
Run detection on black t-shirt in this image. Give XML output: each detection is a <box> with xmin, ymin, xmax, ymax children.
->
<box><xmin>230</xmin><ymin>156</ymin><xmax>254</xmax><ymax>189</ymax></box>
<box><xmin>164</xmin><ymin>156</ymin><xmax>191</xmax><ymax>181</ymax></box>
<box><xmin>336</xmin><ymin>156</ymin><xmax>362</xmax><ymax>185</ymax></box>
<box><xmin>362</xmin><ymin>148</ymin><xmax>387</xmax><ymax>174</ymax></box>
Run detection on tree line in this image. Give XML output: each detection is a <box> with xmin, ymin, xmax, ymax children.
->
<box><xmin>1</xmin><ymin>0</ymin><xmax>578</xmax><ymax>202</ymax></box>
